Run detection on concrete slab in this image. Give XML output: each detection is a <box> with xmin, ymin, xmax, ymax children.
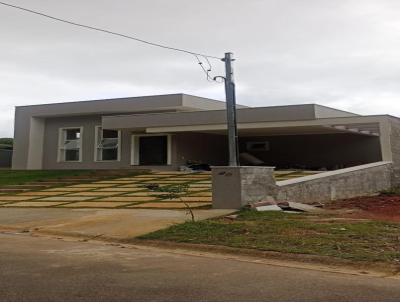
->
<box><xmin>187</xmin><ymin>188</ymin><xmax>209</xmax><ymax>192</ymax></box>
<box><xmin>96</xmin><ymin>188</ymin><xmax>144</xmax><ymax>192</ymax></box>
<box><xmin>152</xmin><ymin>172</ymin><xmax>190</xmax><ymax>175</ymax></box>
<box><xmin>17</xmin><ymin>191</ymin><xmax>70</xmax><ymax>196</ymax></box>
<box><xmin>125</xmin><ymin>191</ymin><xmax>176</xmax><ymax>196</ymax></box>
<box><xmin>44</xmin><ymin>187</ymin><xmax>92</xmax><ymax>192</ymax></box>
<box><xmin>0</xmin><ymin>208</ymin><xmax>235</xmax><ymax>239</ymax></box>
<box><xmin>168</xmin><ymin>178</ymin><xmax>209</xmax><ymax>181</ymax></box>
<box><xmin>118</xmin><ymin>184</ymin><xmax>146</xmax><ymax>188</ymax></box>
<box><xmin>188</xmin><ymin>184</ymin><xmax>212</xmax><ymax>188</ymax></box>
<box><xmin>38</xmin><ymin>196</ymin><xmax>95</xmax><ymax>202</ymax></box>
<box><xmin>188</xmin><ymin>192</ymin><xmax>212</xmax><ymax>197</ymax></box>
<box><xmin>165</xmin><ymin>196</ymin><xmax>212</xmax><ymax>202</ymax></box>
<box><xmin>3</xmin><ymin>201</ymin><xmax>69</xmax><ymax>207</ymax></box>
<box><xmin>143</xmin><ymin>180</ymin><xmax>187</xmax><ymax>184</ymax></box>
<box><xmin>59</xmin><ymin>202</ymin><xmax>132</xmax><ymax>208</ymax></box>
<box><xmin>255</xmin><ymin>205</ymin><xmax>283</xmax><ymax>212</ymax></box>
<box><xmin>95</xmin><ymin>181</ymin><xmax>138</xmax><ymax>184</ymax></box>
<box><xmin>97</xmin><ymin>196</ymin><xmax>158</xmax><ymax>202</ymax></box>
<box><xmin>69</xmin><ymin>184</ymin><xmax>116</xmax><ymax>188</ymax></box>
<box><xmin>128</xmin><ymin>202</ymin><xmax>210</xmax><ymax>209</ymax></box>
<box><xmin>121</xmin><ymin>177</ymin><xmax>157</xmax><ymax>181</ymax></box>
<box><xmin>66</xmin><ymin>192</ymin><xmax>122</xmax><ymax>197</ymax></box>
<box><xmin>0</xmin><ymin>196</ymin><xmax>37</xmax><ymax>201</ymax></box>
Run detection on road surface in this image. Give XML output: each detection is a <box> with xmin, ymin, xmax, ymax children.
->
<box><xmin>0</xmin><ymin>232</ymin><xmax>398</xmax><ymax>302</ymax></box>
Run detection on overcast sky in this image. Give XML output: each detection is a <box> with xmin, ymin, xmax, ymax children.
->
<box><xmin>1</xmin><ymin>0</ymin><xmax>400</xmax><ymax>137</ymax></box>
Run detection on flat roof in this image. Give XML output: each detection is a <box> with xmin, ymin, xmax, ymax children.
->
<box><xmin>102</xmin><ymin>104</ymin><xmax>358</xmax><ymax>130</ymax></box>
<box><xmin>15</xmin><ymin>94</ymin><xmax>245</xmax><ymax>117</ymax></box>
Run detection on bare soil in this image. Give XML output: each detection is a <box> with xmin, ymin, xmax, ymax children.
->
<box><xmin>325</xmin><ymin>195</ymin><xmax>400</xmax><ymax>222</ymax></box>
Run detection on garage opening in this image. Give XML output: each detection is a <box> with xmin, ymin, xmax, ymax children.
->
<box><xmin>239</xmin><ymin>133</ymin><xmax>382</xmax><ymax>170</ymax></box>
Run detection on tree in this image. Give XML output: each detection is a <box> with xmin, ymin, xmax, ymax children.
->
<box><xmin>147</xmin><ymin>183</ymin><xmax>195</xmax><ymax>222</ymax></box>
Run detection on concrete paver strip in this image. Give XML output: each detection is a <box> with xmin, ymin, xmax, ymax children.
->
<box><xmin>125</xmin><ymin>191</ymin><xmax>182</xmax><ymax>196</ymax></box>
<box><xmin>3</xmin><ymin>201</ymin><xmax>69</xmax><ymax>207</ymax></box>
<box><xmin>143</xmin><ymin>180</ymin><xmax>188</xmax><ymax>184</ymax></box>
<box><xmin>188</xmin><ymin>192</ymin><xmax>212</xmax><ymax>197</ymax></box>
<box><xmin>44</xmin><ymin>187</ymin><xmax>93</xmax><ymax>192</ymax></box>
<box><xmin>97</xmin><ymin>196</ymin><xmax>158</xmax><ymax>202</ymax></box>
<box><xmin>128</xmin><ymin>202</ymin><xmax>210</xmax><ymax>209</ymax></box>
<box><xmin>118</xmin><ymin>184</ymin><xmax>146</xmax><ymax>188</ymax></box>
<box><xmin>96</xmin><ymin>188</ymin><xmax>144</xmax><ymax>192</ymax></box>
<box><xmin>187</xmin><ymin>188</ymin><xmax>209</xmax><ymax>192</ymax></box>
<box><xmin>59</xmin><ymin>202</ymin><xmax>133</xmax><ymax>208</ymax></box>
<box><xmin>17</xmin><ymin>191</ymin><xmax>71</xmax><ymax>196</ymax></box>
<box><xmin>65</xmin><ymin>192</ymin><xmax>122</xmax><ymax>197</ymax></box>
<box><xmin>119</xmin><ymin>177</ymin><xmax>157</xmax><ymax>181</ymax></box>
<box><xmin>38</xmin><ymin>196</ymin><xmax>96</xmax><ymax>202</ymax></box>
<box><xmin>166</xmin><ymin>196</ymin><xmax>212</xmax><ymax>202</ymax></box>
<box><xmin>0</xmin><ymin>196</ymin><xmax>38</xmax><ymax>201</ymax></box>
<box><xmin>95</xmin><ymin>180</ymin><xmax>140</xmax><ymax>184</ymax></box>
<box><xmin>188</xmin><ymin>184</ymin><xmax>212</xmax><ymax>188</ymax></box>
<box><xmin>69</xmin><ymin>184</ymin><xmax>116</xmax><ymax>188</ymax></box>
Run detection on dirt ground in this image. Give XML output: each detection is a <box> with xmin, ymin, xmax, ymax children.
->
<box><xmin>325</xmin><ymin>195</ymin><xmax>400</xmax><ymax>222</ymax></box>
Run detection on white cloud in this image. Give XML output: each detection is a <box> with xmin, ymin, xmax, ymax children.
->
<box><xmin>1</xmin><ymin>0</ymin><xmax>400</xmax><ymax>136</ymax></box>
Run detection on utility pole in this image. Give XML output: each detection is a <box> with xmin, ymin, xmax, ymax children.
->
<box><xmin>222</xmin><ymin>52</ymin><xmax>239</xmax><ymax>166</ymax></box>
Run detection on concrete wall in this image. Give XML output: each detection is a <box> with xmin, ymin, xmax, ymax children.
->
<box><xmin>388</xmin><ymin>118</ymin><xmax>400</xmax><ymax>186</ymax></box>
<box><xmin>12</xmin><ymin>108</ymin><xmax>31</xmax><ymax>169</ymax></box>
<box><xmin>239</xmin><ymin>133</ymin><xmax>382</xmax><ymax>170</ymax></box>
<box><xmin>276</xmin><ymin>162</ymin><xmax>392</xmax><ymax>204</ymax></box>
<box><xmin>212</xmin><ymin>162</ymin><xmax>392</xmax><ymax>208</ymax></box>
<box><xmin>212</xmin><ymin>166</ymin><xmax>276</xmax><ymax>209</ymax></box>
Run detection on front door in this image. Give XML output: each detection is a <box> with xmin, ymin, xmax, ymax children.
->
<box><xmin>139</xmin><ymin>136</ymin><xmax>168</xmax><ymax>165</ymax></box>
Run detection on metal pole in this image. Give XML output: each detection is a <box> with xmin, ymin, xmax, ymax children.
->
<box><xmin>222</xmin><ymin>52</ymin><xmax>239</xmax><ymax>166</ymax></box>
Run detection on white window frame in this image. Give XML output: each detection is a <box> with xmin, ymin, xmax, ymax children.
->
<box><xmin>94</xmin><ymin>126</ymin><xmax>121</xmax><ymax>162</ymax></box>
<box><xmin>57</xmin><ymin>127</ymin><xmax>83</xmax><ymax>163</ymax></box>
<box><xmin>131</xmin><ymin>134</ymin><xmax>172</xmax><ymax>166</ymax></box>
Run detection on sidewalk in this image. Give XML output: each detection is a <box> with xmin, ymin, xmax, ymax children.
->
<box><xmin>0</xmin><ymin>208</ymin><xmax>234</xmax><ymax>240</ymax></box>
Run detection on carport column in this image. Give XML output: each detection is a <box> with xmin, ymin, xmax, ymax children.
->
<box><xmin>211</xmin><ymin>166</ymin><xmax>277</xmax><ymax>209</ymax></box>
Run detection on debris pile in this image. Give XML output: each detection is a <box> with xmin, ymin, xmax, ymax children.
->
<box><xmin>248</xmin><ymin>200</ymin><xmax>323</xmax><ymax>213</ymax></box>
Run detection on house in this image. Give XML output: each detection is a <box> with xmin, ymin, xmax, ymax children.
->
<box><xmin>11</xmin><ymin>94</ymin><xmax>400</xmax><ymax>181</ymax></box>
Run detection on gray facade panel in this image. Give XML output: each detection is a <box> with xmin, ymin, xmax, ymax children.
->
<box><xmin>42</xmin><ymin>116</ymin><xmax>133</xmax><ymax>170</ymax></box>
<box><xmin>12</xmin><ymin>108</ymin><xmax>30</xmax><ymax>169</ymax></box>
<box><xmin>102</xmin><ymin>104</ymin><xmax>318</xmax><ymax>130</ymax></box>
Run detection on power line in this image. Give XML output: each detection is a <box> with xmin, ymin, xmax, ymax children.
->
<box><xmin>0</xmin><ymin>1</ymin><xmax>221</xmax><ymax>60</ymax></box>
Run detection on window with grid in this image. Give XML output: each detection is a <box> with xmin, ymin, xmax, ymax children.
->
<box><xmin>59</xmin><ymin>128</ymin><xmax>82</xmax><ymax>162</ymax></box>
<box><xmin>96</xmin><ymin>127</ymin><xmax>120</xmax><ymax>161</ymax></box>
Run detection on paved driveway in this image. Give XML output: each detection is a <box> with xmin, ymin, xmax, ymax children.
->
<box><xmin>0</xmin><ymin>207</ymin><xmax>233</xmax><ymax>239</ymax></box>
<box><xmin>0</xmin><ymin>171</ymin><xmax>213</xmax><ymax>209</ymax></box>
<box><xmin>0</xmin><ymin>170</ymin><xmax>317</xmax><ymax>209</ymax></box>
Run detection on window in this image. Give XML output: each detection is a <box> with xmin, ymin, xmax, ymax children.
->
<box><xmin>58</xmin><ymin>128</ymin><xmax>82</xmax><ymax>162</ymax></box>
<box><xmin>95</xmin><ymin>127</ymin><xmax>120</xmax><ymax>161</ymax></box>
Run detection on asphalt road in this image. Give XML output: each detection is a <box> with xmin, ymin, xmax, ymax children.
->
<box><xmin>0</xmin><ymin>232</ymin><xmax>399</xmax><ymax>302</ymax></box>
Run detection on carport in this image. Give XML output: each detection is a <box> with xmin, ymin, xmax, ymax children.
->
<box><xmin>102</xmin><ymin>104</ymin><xmax>389</xmax><ymax>171</ymax></box>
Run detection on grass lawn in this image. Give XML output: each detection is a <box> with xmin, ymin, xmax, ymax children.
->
<box><xmin>140</xmin><ymin>210</ymin><xmax>400</xmax><ymax>264</ymax></box>
<box><xmin>0</xmin><ymin>170</ymin><xmax>100</xmax><ymax>186</ymax></box>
